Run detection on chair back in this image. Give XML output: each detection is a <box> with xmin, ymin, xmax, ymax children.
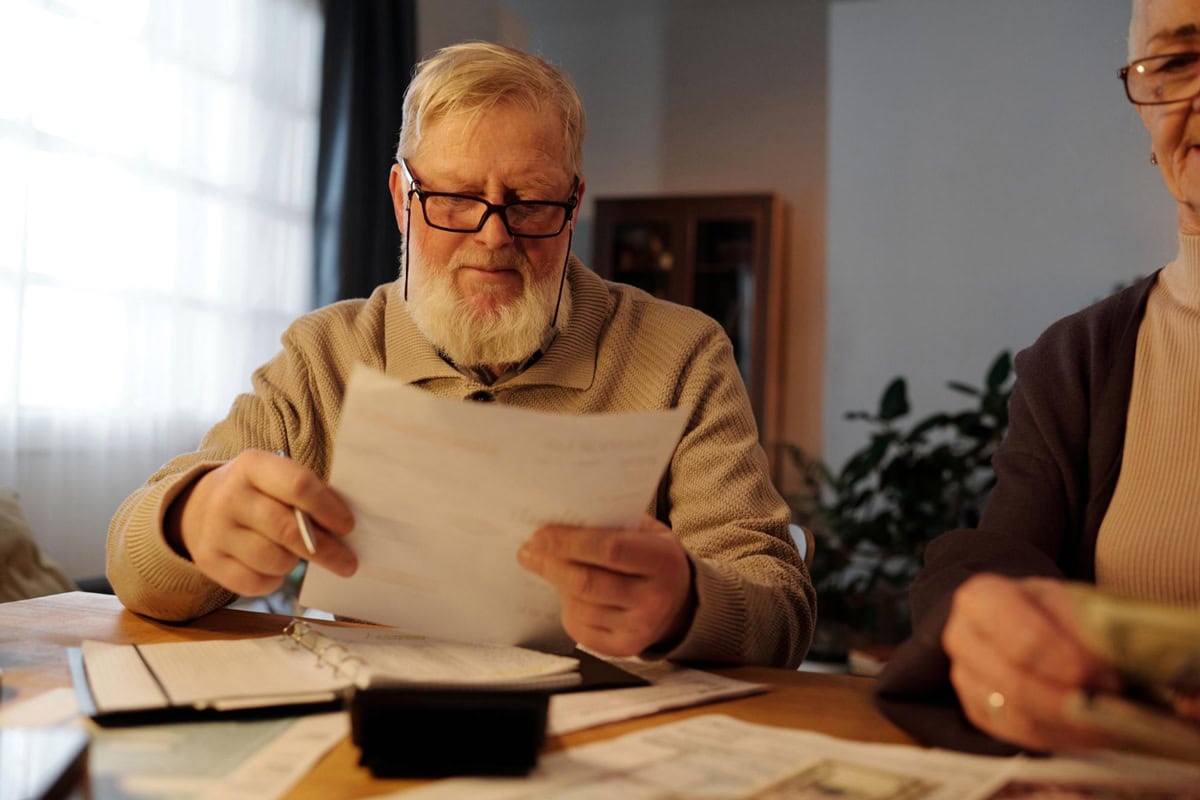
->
<box><xmin>787</xmin><ymin>523</ymin><xmax>816</xmax><ymax>569</ymax></box>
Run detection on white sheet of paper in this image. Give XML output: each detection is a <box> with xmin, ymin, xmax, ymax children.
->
<box><xmin>0</xmin><ymin>688</ymin><xmax>81</xmax><ymax>727</ymax></box>
<box><xmin>91</xmin><ymin>712</ymin><xmax>347</xmax><ymax>800</ymax></box>
<box><xmin>0</xmin><ymin>683</ymin><xmax>346</xmax><ymax>800</ymax></box>
<box><xmin>385</xmin><ymin>713</ymin><xmax>1200</xmax><ymax>800</ymax></box>
<box><xmin>547</xmin><ymin>658</ymin><xmax>766</xmax><ymax>735</ymax></box>
<box><xmin>300</xmin><ymin>365</ymin><xmax>688</xmax><ymax>651</ymax></box>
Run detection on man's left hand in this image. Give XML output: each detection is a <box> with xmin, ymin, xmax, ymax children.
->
<box><xmin>517</xmin><ymin>514</ymin><xmax>694</xmax><ymax>657</ymax></box>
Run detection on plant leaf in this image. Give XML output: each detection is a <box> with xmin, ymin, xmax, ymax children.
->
<box><xmin>788</xmin><ymin>348</ymin><xmax>1017</xmax><ymax>648</ymax></box>
<box><xmin>878</xmin><ymin>378</ymin><xmax>910</xmax><ymax>421</ymax></box>
<box><xmin>986</xmin><ymin>351</ymin><xmax>1012</xmax><ymax>390</ymax></box>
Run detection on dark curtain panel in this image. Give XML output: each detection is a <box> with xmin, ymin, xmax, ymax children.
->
<box><xmin>314</xmin><ymin>0</ymin><xmax>417</xmax><ymax>305</ymax></box>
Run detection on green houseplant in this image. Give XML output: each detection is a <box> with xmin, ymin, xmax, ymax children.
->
<box><xmin>786</xmin><ymin>352</ymin><xmax>1015</xmax><ymax>661</ymax></box>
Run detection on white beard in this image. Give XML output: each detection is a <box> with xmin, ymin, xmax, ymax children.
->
<box><xmin>405</xmin><ymin>246</ymin><xmax>570</xmax><ymax>369</ymax></box>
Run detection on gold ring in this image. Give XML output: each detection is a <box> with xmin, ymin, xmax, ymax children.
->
<box><xmin>986</xmin><ymin>690</ymin><xmax>1006</xmax><ymax>723</ymax></box>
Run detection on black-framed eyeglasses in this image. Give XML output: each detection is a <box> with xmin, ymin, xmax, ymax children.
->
<box><xmin>1121</xmin><ymin>51</ymin><xmax>1200</xmax><ymax>104</ymax></box>
<box><xmin>400</xmin><ymin>159</ymin><xmax>578</xmax><ymax>239</ymax></box>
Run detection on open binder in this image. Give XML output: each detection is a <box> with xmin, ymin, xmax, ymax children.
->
<box><xmin>71</xmin><ymin>619</ymin><xmax>647</xmax><ymax>726</ymax></box>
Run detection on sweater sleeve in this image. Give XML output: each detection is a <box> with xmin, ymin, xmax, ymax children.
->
<box><xmin>655</xmin><ymin>326</ymin><xmax>815</xmax><ymax>668</ymax></box>
<box><xmin>106</xmin><ymin>319</ymin><xmax>344</xmax><ymax>622</ymax></box>
<box><xmin>873</xmin><ymin>319</ymin><xmax>1095</xmax><ymax>754</ymax></box>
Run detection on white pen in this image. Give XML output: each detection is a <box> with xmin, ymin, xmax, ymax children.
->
<box><xmin>277</xmin><ymin>449</ymin><xmax>317</xmax><ymax>556</ymax></box>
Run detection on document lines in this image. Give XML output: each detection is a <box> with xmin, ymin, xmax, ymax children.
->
<box><xmin>299</xmin><ymin>365</ymin><xmax>688</xmax><ymax>651</ymax></box>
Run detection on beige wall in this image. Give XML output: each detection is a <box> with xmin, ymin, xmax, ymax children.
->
<box><xmin>417</xmin><ymin>0</ymin><xmax>829</xmax><ymax>473</ymax></box>
<box><xmin>420</xmin><ymin>0</ymin><xmax>1183</xmax><ymax>482</ymax></box>
<box><xmin>824</xmin><ymin>0</ymin><xmax>1175</xmax><ymax>468</ymax></box>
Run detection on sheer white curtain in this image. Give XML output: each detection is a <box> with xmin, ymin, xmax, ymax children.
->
<box><xmin>0</xmin><ymin>0</ymin><xmax>323</xmax><ymax>578</ymax></box>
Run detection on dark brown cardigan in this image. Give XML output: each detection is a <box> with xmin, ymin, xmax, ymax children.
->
<box><xmin>874</xmin><ymin>272</ymin><xmax>1158</xmax><ymax>754</ymax></box>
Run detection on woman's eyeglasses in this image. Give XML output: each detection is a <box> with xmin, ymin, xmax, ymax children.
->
<box><xmin>1121</xmin><ymin>51</ymin><xmax>1200</xmax><ymax>105</ymax></box>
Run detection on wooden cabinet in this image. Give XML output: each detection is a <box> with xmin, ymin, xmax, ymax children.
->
<box><xmin>592</xmin><ymin>194</ymin><xmax>785</xmax><ymax>445</ymax></box>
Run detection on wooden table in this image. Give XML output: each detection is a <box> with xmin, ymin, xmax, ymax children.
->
<box><xmin>0</xmin><ymin>592</ymin><xmax>913</xmax><ymax>798</ymax></box>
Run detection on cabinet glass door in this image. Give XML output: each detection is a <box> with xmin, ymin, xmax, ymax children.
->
<box><xmin>610</xmin><ymin>221</ymin><xmax>675</xmax><ymax>299</ymax></box>
<box><xmin>693</xmin><ymin>219</ymin><xmax>756</xmax><ymax>386</ymax></box>
<box><xmin>591</xmin><ymin>194</ymin><xmax>779</xmax><ymax>447</ymax></box>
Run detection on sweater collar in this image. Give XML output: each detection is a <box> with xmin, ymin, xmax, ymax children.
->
<box><xmin>1167</xmin><ymin>234</ymin><xmax>1200</xmax><ymax>308</ymax></box>
<box><xmin>382</xmin><ymin>255</ymin><xmax>607</xmax><ymax>390</ymax></box>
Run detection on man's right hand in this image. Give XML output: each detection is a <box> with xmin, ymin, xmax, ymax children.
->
<box><xmin>166</xmin><ymin>450</ymin><xmax>358</xmax><ymax>596</ymax></box>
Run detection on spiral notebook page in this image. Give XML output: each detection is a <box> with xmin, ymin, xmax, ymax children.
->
<box><xmin>299</xmin><ymin>622</ymin><xmax>579</xmax><ymax>684</ymax></box>
<box><xmin>135</xmin><ymin>637</ymin><xmax>349</xmax><ymax>706</ymax></box>
<box><xmin>79</xmin><ymin>640</ymin><xmax>170</xmax><ymax>712</ymax></box>
<box><xmin>79</xmin><ymin>623</ymin><xmax>582</xmax><ymax>714</ymax></box>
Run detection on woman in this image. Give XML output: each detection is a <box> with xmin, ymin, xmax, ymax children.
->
<box><xmin>875</xmin><ymin>0</ymin><xmax>1200</xmax><ymax>755</ymax></box>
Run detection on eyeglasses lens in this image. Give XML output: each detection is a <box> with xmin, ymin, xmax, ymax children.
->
<box><xmin>1127</xmin><ymin>52</ymin><xmax>1200</xmax><ymax>104</ymax></box>
<box><xmin>422</xmin><ymin>195</ymin><xmax>566</xmax><ymax>237</ymax></box>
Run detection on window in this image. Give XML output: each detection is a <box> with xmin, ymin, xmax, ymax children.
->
<box><xmin>0</xmin><ymin>0</ymin><xmax>323</xmax><ymax>577</ymax></box>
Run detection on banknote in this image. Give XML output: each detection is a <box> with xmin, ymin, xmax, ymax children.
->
<box><xmin>742</xmin><ymin>759</ymin><xmax>938</xmax><ymax>800</ymax></box>
<box><xmin>1062</xmin><ymin>586</ymin><xmax>1200</xmax><ymax>760</ymax></box>
<box><xmin>1063</xmin><ymin>690</ymin><xmax>1200</xmax><ymax>762</ymax></box>
<box><xmin>1067</xmin><ymin>583</ymin><xmax>1200</xmax><ymax>697</ymax></box>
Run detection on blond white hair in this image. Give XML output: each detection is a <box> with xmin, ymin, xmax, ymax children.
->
<box><xmin>397</xmin><ymin>42</ymin><xmax>585</xmax><ymax>178</ymax></box>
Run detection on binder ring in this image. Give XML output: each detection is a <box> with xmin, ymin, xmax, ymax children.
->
<box><xmin>283</xmin><ymin>619</ymin><xmax>365</xmax><ymax>681</ymax></box>
<box><xmin>284</xmin><ymin>620</ymin><xmax>319</xmax><ymax>652</ymax></box>
<box><xmin>321</xmin><ymin>644</ymin><xmax>366</xmax><ymax>680</ymax></box>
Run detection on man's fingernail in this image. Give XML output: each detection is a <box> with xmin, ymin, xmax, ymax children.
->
<box><xmin>517</xmin><ymin>543</ymin><xmax>533</xmax><ymax>565</ymax></box>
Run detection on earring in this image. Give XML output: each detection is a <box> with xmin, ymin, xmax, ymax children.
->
<box><xmin>1151</xmin><ymin>152</ymin><xmax>1159</xmax><ymax>165</ymax></box>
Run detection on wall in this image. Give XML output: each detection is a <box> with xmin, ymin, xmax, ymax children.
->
<box><xmin>418</xmin><ymin>0</ymin><xmax>830</xmax><ymax>467</ymax></box>
<box><xmin>416</xmin><ymin>1</ymin><xmax>1169</xmax><ymax>476</ymax></box>
<box><xmin>824</xmin><ymin>0</ymin><xmax>1175</xmax><ymax>467</ymax></box>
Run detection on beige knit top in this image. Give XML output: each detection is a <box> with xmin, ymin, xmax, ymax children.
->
<box><xmin>106</xmin><ymin>258</ymin><xmax>815</xmax><ymax>668</ymax></box>
<box><xmin>1095</xmin><ymin>236</ymin><xmax>1200</xmax><ymax>606</ymax></box>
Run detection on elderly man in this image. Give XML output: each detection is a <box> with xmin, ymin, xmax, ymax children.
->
<box><xmin>108</xmin><ymin>42</ymin><xmax>814</xmax><ymax>668</ymax></box>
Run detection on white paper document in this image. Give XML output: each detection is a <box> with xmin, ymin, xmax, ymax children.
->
<box><xmin>92</xmin><ymin>712</ymin><xmax>347</xmax><ymax>800</ymax></box>
<box><xmin>0</xmin><ymin>688</ymin><xmax>346</xmax><ymax>800</ymax></box>
<box><xmin>0</xmin><ymin>687</ymin><xmax>80</xmax><ymax>727</ymax></box>
<box><xmin>300</xmin><ymin>365</ymin><xmax>688</xmax><ymax>651</ymax></box>
<box><xmin>387</xmin><ymin>713</ymin><xmax>1200</xmax><ymax>800</ymax></box>
<box><xmin>548</xmin><ymin>658</ymin><xmax>766</xmax><ymax>736</ymax></box>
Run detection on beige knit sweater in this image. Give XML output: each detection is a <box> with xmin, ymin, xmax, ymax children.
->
<box><xmin>1095</xmin><ymin>236</ymin><xmax>1200</xmax><ymax>606</ymax></box>
<box><xmin>107</xmin><ymin>258</ymin><xmax>815</xmax><ymax>668</ymax></box>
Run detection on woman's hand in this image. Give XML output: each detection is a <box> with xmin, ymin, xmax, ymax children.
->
<box><xmin>943</xmin><ymin>574</ymin><xmax>1123</xmax><ymax>751</ymax></box>
<box><xmin>1174</xmin><ymin>693</ymin><xmax>1200</xmax><ymax>722</ymax></box>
